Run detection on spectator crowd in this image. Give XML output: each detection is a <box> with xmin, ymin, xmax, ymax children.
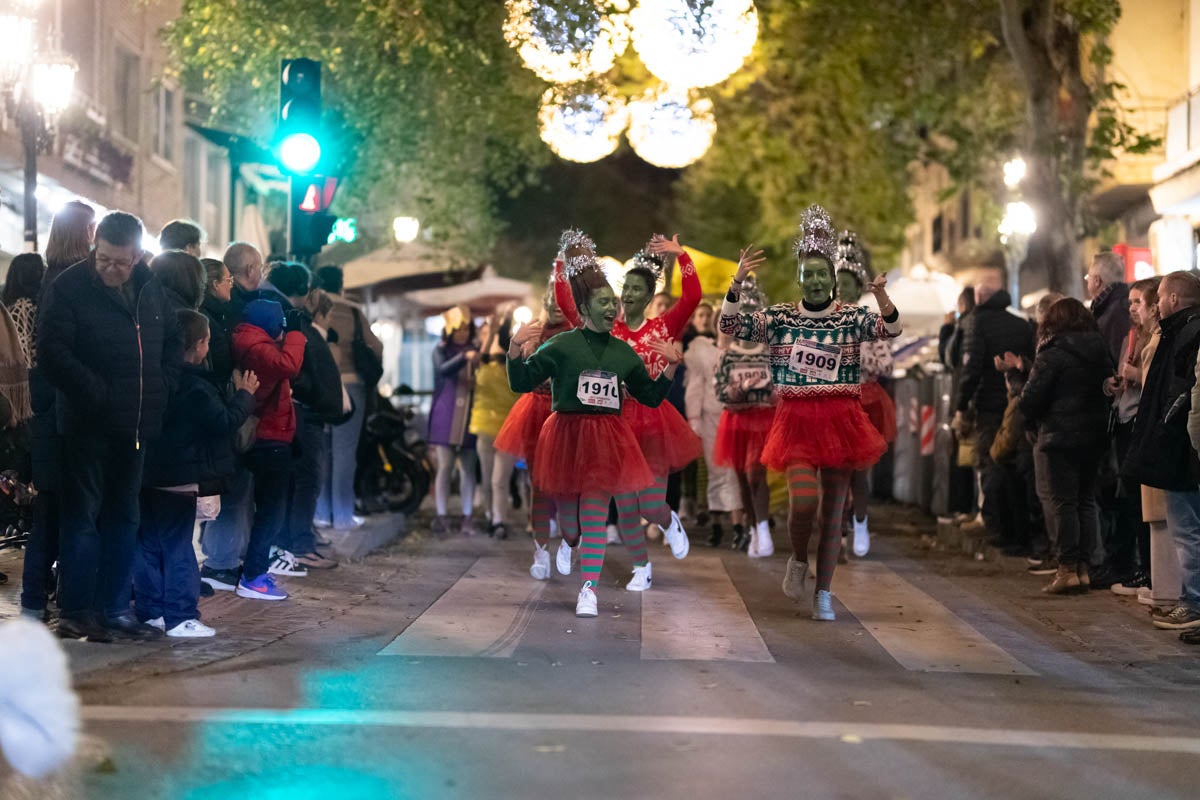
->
<box><xmin>942</xmin><ymin>253</ymin><xmax>1200</xmax><ymax>637</ymax></box>
<box><xmin>11</xmin><ymin>204</ymin><xmax>381</xmax><ymax>640</ymax></box>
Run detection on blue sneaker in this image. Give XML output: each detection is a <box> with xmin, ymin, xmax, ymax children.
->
<box><xmin>236</xmin><ymin>573</ymin><xmax>288</xmax><ymax>601</ymax></box>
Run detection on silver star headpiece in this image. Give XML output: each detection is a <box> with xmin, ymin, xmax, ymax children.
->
<box><xmin>559</xmin><ymin>228</ymin><xmax>601</xmax><ymax>277</ymax></box>
<box><xmin>739</xmin><ymin>273</ymin><xmax>768</xmax><ymax>313</ymax></box>
<box><xmin>629</xmin><ymin>250</ymin><xmax>665</xmax><ymax>281</ymax></box>
<box><xmin>792</xmin><ymin>205</ymin><xmax>838</xmax><ymax>264</ymax></box>
<box><xmin>835</xmin><ymin>229</ymin><xmax>868</xmax><ymax>285</ymax></box>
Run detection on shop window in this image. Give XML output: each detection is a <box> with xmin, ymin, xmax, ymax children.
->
<box><xmin>113</xmin><ymin>46</ymin><xmax>141</xmax><ymax>142</ymax></box>
<box><xmin>154</xmin><ymin>86</ymin><xmax>176</xmax><ymax>162</ymax></box>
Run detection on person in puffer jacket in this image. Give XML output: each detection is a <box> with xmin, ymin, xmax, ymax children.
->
<box><xmin>135</xmin><ymin>310</ymin><xmax>258</xmax><ymax>637</ymax></box>
<box><xmin>230</xmin><ymin>299</ymin><xmax>305</xmax><ymax>601</ymax></box>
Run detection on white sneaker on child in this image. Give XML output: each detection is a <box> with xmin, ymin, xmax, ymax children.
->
<box><xmin>663</xmin><ymin>511</ymin><xmax>690</xmax><ymax>559</ymax></box>
<box><xmin>626</xmin><ymin>563</ymin><xmax>652</xmax><ymax>592</ymax></box>
<box><xmin>167</xmin><ymin>619</ymin><xmax>216</xmax><ymax>638</ymax></box>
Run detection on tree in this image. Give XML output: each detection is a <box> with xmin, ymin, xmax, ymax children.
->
<box><xmin>164</xmin><ymin>0</ymin><xmax>550</xmax><ymax>261</ymax></box>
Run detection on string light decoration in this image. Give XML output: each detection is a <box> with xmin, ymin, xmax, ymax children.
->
<box><xmin>538</xmin><ymin>87</ymin><xmax>630</xmax><ymax>163</ymax></box>
<box><xmin>629</xmin><ymin>0</ymin><xmax>759</xmax><ymax>89</ymax></box>
<box><xmin>626</xmin><ymin>87</ymin><xmax>717</xmax><ymax>168</ymax></box>
<box><xmin>504</xmin><ymin>0</ymin><xmax>632</xmax><ymax>84</ymax></box>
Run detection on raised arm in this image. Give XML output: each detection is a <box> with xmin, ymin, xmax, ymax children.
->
<box><xmin>857</xmin><ymin>274</ymin><xmax>902</xmax><ymax>341</ymax></box>
<box><xmin>552</xmin><ymin>258</ymin><xmax>583</xmax><ymax>330</ymax></box>
<box><xmin>506</xmin><ymin>323</ymin><xmax>552</xmax><ymax>393</ymax></box>
<box><xmin>718</xmin><ymin>244</ymin><xmax>769</xmax><ymax>343</ymax></box>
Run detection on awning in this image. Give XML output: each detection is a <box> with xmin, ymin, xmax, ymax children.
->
<box><xmin>341</xmin><ymin>242</ymin><xmax>458</xmax><ymax>290</ymax></box>
<box><xmin>1150</xmin><ymin>157</ymin><xmax>1200</xmax><ymax>217</ymax></box>
<box><xmin>403</xmin><ymin>265</ymin><xmax>532</xmax><ymax>314</ymax></box>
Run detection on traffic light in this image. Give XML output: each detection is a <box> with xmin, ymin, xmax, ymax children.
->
<box><xmin>290</xmin><ymin>176</ymin><xmax>339</xmax><ymax>259</ymax></box>
<box><xmin>278</xmin><ymin>58</ymin><xmax>322</xmax><ymax>174</ymax></box>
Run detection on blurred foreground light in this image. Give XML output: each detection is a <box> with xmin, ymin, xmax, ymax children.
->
<box><xmin>28</xmin><ymin>51</ymin><xmax>77</xmax><ymax>118</ymax></box>
<box><xmin>538</xmin><ymin>86</ymin><xmax>629</xmax><ymax>163</ymax></box>
<box><xmin>1003</xmin><ymin>157</ymin><xmax>1026</xmax><ymax>188</ymax></box>
<box><xmin>627</xmin><ymin>87</ymin><xmax>716</xmax><ymax>168</ymax></box>
<box><xmin>504</xmin><ymin>0</ymin><xmax>631</xmax><ymax>83</ymax></box>
<box><xmin>629</xmin><ymin>0</ymin><xmax>758</xmax><ymax>89</ymax></box>
<box><xmin>998</xmin><ymin>201</ymin><xmax>1037</xmax><ymax>240</ymax></box>
<box><xmin>512</xmin><ymin>305</ymin><xmax>534</xmax><ymax>328</ymax></box>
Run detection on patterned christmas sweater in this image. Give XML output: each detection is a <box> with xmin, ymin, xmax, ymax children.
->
<box><xmin>714</xmin><ymin>347</ymin><xmax>776</xmax><ymax>410</ymax></box>
<box><xmin>719</xmin><ymin>296</ymin><xmax>901</xmax><ymax>400</ymax></box>
<box><xmin>860</xmin><ymin>337</ymin><xmax>894</xmax><ymax>383</ymax></box>
<box><xmin>555</xmin><ymin>252</ymin><xmax>702</xmax><ymax>380</ymax></box>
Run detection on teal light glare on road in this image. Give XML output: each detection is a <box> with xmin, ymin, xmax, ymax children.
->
<box><xmin>280</xmin><ymin>132</ymin><xmax>322</xmax><ymax>174</ymax></box>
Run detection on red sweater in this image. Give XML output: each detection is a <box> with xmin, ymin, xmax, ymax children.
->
<box><xmin>231</xmin><ymin>324</ymin><xmax>306</xmax><ymax>444</ymax></box>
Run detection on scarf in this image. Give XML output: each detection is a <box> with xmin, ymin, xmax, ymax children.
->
<box><xmin>0</xmin><ymin>304</ymin><xmax>31</xmax><ymax>424</ymax></box>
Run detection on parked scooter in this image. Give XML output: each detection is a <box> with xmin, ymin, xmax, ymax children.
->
<box><xmin>355</xmin><ymin>385</ymin><xmax>433</xmax><ymax>516</ymax></box>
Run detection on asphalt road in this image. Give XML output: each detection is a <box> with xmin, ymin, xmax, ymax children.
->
<box><xmin>2</xmin><ymin>505</ymin><xmax>1198</xmax><ymax>799</ymax></box>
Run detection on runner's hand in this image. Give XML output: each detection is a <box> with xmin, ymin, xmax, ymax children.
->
<box><xmin>648</xmin><ymin>234</ymin><xmax>685</xmax><ymax>257</ymax></box>
<box><xmin>734</xmin><ymin>244</ymin><xmax>766</xmax><ymax>282</ymax></box>
<box><xmin>649</xmin><ymin>339</ymin><xmax>684</xmax><ymax>365</ymax></box>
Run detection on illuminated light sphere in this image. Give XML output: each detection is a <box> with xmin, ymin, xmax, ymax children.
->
<box><xmin>626</xmin><ymin>88</ymin><xmax>717</xmax><ymax>169</ymax></box>
<box><xmin>279</xmin><ymin>132</ymin><xmax>322</xmax><ymax>174</ymax></box>
<box><xmin>630</xmin><ymin>0</ymin><xmax>759</xmax><ymax>89</ymax></box>
<box><xmin>504</xmin><ymin>0</ymin><xmax>632</xmax><ymax>83</ymax></box>
<box><xmin>538</xmin><ymin>87</ymin><xmax>630</xmax><ymax>163</ymax></box>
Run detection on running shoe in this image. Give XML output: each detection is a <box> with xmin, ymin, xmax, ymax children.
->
<box><xmin>268</xmin><ymin>548</ymin><xmax>308</xmax><ymax>577</ymax></box>
<box><xmin>1111</xmin><ymin>572</ymin><xmax>1150</xmax><ymax>596</ymax></box>
<box><xmin>663</xmin><ymin>511</ymin><xmax>690</xmax><ymax>559</ymax></box>
<box><xmin>145</xmin><ymin>617</ymin><xmax>166</xmax><ymax>632</ymax></box>
<box><xmin>295</xmin><ymin>551</ymin><xmax>338</xmax><ymax>570</ymax></box>
<box><xmin>237</xmin><ymin>573</ymin><xmax>289</xmax><ymax>601</ymax></box>
<box><xmin>751</xmin><ymin>521</ymin><xmax>774</xmax><ymax>558</ymax></box>
<box><xmin>1137</xmin><ymin>587</ymin><xmax>1155</xmax><ymax>606</ymax></box>
<box><xmin>530</xmin><ymin>544</ymin><xmax>551</xmax><ymax>581</ymax></box>
<box><xmin>576</xmin><ymin>581</ymin><xmax>598</xmax><ymax>618</ymax></box>
<box><xmin>812</xmin><ymin>589</ymin><xmax>836</xmax><ymax>621</ymax></box>
<box><xmin>167</xmin><ymin>619</ymin><xmax>216</xmax><ymax>638</ymax></box>
<box><xmin>556</xmin><ymin>540</ymin><xmax>573</xmax><ymax>576</ymax></box>
<box><xmin>1152</xmin><ymin>605</ymin><xmax>1200</xmax><ymax>630</ymax></box>
<box><xmin>1027</xmin><ymin>558</ymin><xmax>1059</xmax><ymax>576</ymax></box>
<box><xmin>782</xmin><ymin>556</ymin><xmax>808</xmax><ymax>602</ymax></box>
<box><xmin>852</xmin><ymin>516</ymin><xmax>870</xmax><ymax>557</ymax></box>
<box><xmin>200</xmin><ymin>565</ymin><xmax>240</xmax><ymax>592</ymax></box>
<box><xmin>626</xmin><ymin>563</ymin><xmax>652</xmax><ymax>592</ymax></box>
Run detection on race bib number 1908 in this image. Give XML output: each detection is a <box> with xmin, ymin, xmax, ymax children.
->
<box><xmin>788</xmin><ymin>339</ymin><xmax>842</xmax><ymax>382</ymax></box>
<box><xmin>577</xmin><ymin>369</ymin><xmax>620</xmax><ymax>410</ymax></box>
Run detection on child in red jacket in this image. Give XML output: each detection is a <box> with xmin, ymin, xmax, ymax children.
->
<box><xmin>230</xmin><ymin>299</ymin><xmax>305</xmax><ymax>600</ymax></box>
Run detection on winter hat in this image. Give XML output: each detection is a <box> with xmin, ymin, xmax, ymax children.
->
<box><xmin>243</xmin><ymin>299</ymin><xmax>285</xmax><ymax>339</ymax></box>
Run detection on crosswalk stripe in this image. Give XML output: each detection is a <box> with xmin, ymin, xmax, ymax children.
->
<box><xmin>641</xmin><ymin>556</ymin><xmax>774</xmax><ymax>663</ymax></box>
<box><xmin>378</xmin><ymin>558</ymin><xmax>544</xmax><ymax>658</ymax></box>
<box><xmin>835</xmin><ymin>561</ymin><xmax>1036</xmax><ymax>675</ymax></box>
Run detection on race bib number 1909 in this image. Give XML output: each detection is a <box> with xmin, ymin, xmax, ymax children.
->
<box><xmin>577</xmin><ymin>369</ymin><xmax>620</xmax><ymax>410</ymax></box>
<box><xmin>788</xmin><ymin>339</ymin><xmax>842</xmax><ymax>382</ymax></box>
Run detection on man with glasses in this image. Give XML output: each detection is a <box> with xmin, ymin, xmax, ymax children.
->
<box><xmin>38</xmin><ymin>211</ymin><xmax>182</xmax><ymax>641</ymax></box>
<box><xmin>224</xmin><ymin>241</ymin><xmax>265</xmax><ymax>321</ymax></box>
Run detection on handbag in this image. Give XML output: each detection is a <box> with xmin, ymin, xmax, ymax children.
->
<box><xmin>352</xmin><ymin>309</ymin><xmax>384</xmax><ymax>386</ymax></box>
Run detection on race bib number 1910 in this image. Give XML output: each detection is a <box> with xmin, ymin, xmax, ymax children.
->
<box><xmin>577</xmin><ymin>369</ymin><xmax>620</xmax><ymax>409</ymax></box>
<box><xmin>788</xmin><ymin>339</ymin><xmax>842</xmax><ymax>382</ymax></box>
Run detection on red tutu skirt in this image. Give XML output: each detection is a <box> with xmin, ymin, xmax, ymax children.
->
<box><xmin>623</xmin><ymin>398</ymin><xmax>703</xmax><ymax>476</ymax></box>
<box><xmin>713</xmin><ymin>406</ymin><xmax>776</xmax><ymax>472</ymax></box>
<box><xmin>761</xmin><ymin>396</ymin><xmax>887</xmax><ymax>472</ymax></box>
<box><xmin>532</xmin><ymin>412</ymin><xmax>655</xmax><ymax>496</ymax></box>
<box><xmin>495</xmin><ymin>391</ymin><xmax>553</xmax><ymax>465</ymax></box>
<box><xmin>860</xmin><ymin>380</ymin><xmax>897</xmax><ymax>443</ymax></box>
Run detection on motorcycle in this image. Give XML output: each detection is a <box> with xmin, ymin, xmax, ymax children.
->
<box><xmin>355</xmin><ymin>386</ymin><xmax>434</xmax><ymax>516</ymax></box>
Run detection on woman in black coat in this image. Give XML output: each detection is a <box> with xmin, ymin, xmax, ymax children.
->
<box><xmin>200</xmin><ymin>258</ymin><xmax>236</xmax><ymax>386</ymax></box>
<box><xmin>1019</xmin><ymin>298</ymin><xmax>1114</xmax><ymax>595</ymax></box>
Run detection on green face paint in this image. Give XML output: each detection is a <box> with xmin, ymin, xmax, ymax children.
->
<box><xmin>836</xmin><ymin>271</ymin><xmax>863</xmax><ymax>304</ymax></box>
<box><xmin>584</xmin><ymin>286</ymin><xmax>619</xmax><ymax>333</ymax></box>
<box><xmin>798</xmin><ymin>257</ymin><xmax>834</xmax><ymax>305</ymax></box>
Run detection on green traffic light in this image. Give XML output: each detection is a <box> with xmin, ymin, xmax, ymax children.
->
<box><xmin>280</xmin><ymin>132</ymin><xmax>322</xmax><ymax>173</ymax></box>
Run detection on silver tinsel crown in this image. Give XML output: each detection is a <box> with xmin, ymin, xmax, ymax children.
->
<box><xmin>792</xmin><ymin>205</ymin><xmax>838</xmax><ymax>264</ymax></box>
<box><xmin>559</xmin><ymin>227</ymin><xmax>601</xmax><ymax>277</ymax></box>
<box><xmin>835</xmin><ymin>230</ymin><xmax>868</xmax><ymax>284</ymax></box>
<box><xmin>739</xmin><ymin>273</ymin><xmax>768</xmax><ymax>313</ymax></box>
<box><xmin>629</xmin><ymin>250</ymin><xmax>665</xmax><ymax>281</ymax></box>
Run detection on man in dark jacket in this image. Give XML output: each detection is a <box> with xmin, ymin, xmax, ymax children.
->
<box><xmin>1087</xmin><ymin>252</ymin><xmax>1132</xmax><ymax>366</ymax></box>
<box><xmin>271</xmin><ymin>263</ymin><xmax>340</xmax><ymax>570</ymax></box>
<box><xmin>225</xmin><ymin>241</ymin><xmax>265</xmax><ymax>322</ymax></box>
<box><xmin>953</xmin><ymin>270</ymin><xmax>1035</xmax><ymax>548</ymax></box>
<box><xmin>1123</xmin><ymin>271</ymin><xmax>1200</xmax><ymax>630</ymax></box>
<box><xmin>38</xmin><ymin>211</ymin><xmax>182</xmax><ymax>641</ymax></box>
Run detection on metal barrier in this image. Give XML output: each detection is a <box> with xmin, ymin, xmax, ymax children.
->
<box><xmin>891</xmin><ymin>375</ymin><xmax>920</xmax><ymax>505</ymax></box>
<box><xmin>929</xmin><ymin>371</ymin><xmax>957</xmax><ymax>517</ymax></box>
<box><xmin>891</xmin><ymin>368</ymin><xmax>949</xmax><ymax>512</ymax></box>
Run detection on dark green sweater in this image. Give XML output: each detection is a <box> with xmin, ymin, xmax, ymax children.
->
<box><xmin>507</xmin><ymin>328</ymin><xmax>671</xmax><ymax>414</ymax></box>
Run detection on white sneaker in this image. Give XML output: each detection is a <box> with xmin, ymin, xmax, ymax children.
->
<box><xmin>750</xmin><ymin>520</ymin><xmax>773</xmax><ymax>558</ymax></box>
<box><xmin>556</xmin><ymin>540</ymin><xmax>573</xmax><ymax>576</ymax></box>
<box><xmin>626</xmin><ymin>563</ymin><xmax>652</xmax><ymax>592</ymax></box>
<box><xmin>663</xmin><ymin>511</ymin><xmax>690</xmax><ymax>559</ymax></box>
<box><xmin>853</xmin><ymin>516</ymin><xmax>870</xmax><ymax>557</ymax></box>
<box><xmin>782</xmin><ymin>556</ymin><xmax>808</xmax><ymax>602</ymax></box>
<box><xmin>1137</xmin><ymin>586</ymin><xmax>1155</xmax><ymax>606</ymax></box>
<box><xmin>145</xmin><ymin>617</ymin><xmax>166</xmax><ymax>632</ymax></box>
<box><xmin>166</xmin><ymin>619</ymin><xmax>216</xmax><ymax>638</ymax></box>
<box><xmin>812</xmin><ymin>589</ymin><xmax>836</xmax><ymax>621</ymax></box>
<box><xmin>268</xmin><ymin>548</ymin><xmax>308</xmax><ymax>577</ymax></box>
<box><xmin>607</xmin><ymin>524</ymin><xmax>621</xmax><ymax>545</ymax></box>
<box><xmin>576</xmin><ymin>581</ymin><xmax>598</xmax><ymax>617</ymax></box>
<box><xmin>530</xmin><ymin>544</ymin><xmax>551</xmax><ymax>581</ymax></box>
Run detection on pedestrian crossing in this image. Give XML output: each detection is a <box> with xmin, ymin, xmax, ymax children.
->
<box><xmin>378</xmin><ymin>550</ymin><xmax>1038</xmax><ymax>675</ymax></box>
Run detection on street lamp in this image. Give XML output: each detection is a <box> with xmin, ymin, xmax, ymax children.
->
<box><xmin>998</xmin><ymin>201</ymin><xmax>1036</xmax><ymax>304</ymax></box>
<box><xmin>0</xmin><ymin>5</ymin><xmax>77</xmax><ymax>252</ymax></box>
<box><xmin>393</xmin><ymin>216</ymin><xmax>420</xmax><ymax>244</ymax></box>
<box><xmin>1003</xmin><ymin>157</ymin><xmax>1026</xmax><ymax>189</ymax></box>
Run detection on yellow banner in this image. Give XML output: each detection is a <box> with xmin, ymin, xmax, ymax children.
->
<box><xmin>669</xmin><ymin>246</ymin><xmax>739</xmax><ymax>296</ymax></box>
